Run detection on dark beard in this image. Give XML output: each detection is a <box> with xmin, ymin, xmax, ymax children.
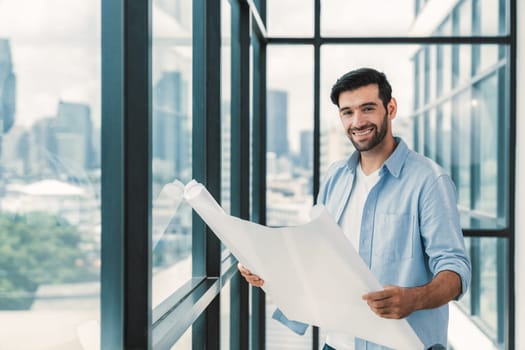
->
<box><xmin>349</xmin><ymin>112</ymin><xmax>388</xmax><ymax>152</ymax></box>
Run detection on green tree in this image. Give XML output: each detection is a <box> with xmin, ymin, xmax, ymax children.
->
<box><xmin>0</xmin><ymin>212</ymin><xmax>99</xmax><ymax>310</ymax></box>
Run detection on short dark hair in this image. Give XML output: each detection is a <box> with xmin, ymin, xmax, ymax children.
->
<box><xmin>330</xmin><ymin>67</ymin><xmax>392</xmax><ymax>109</ymax></box>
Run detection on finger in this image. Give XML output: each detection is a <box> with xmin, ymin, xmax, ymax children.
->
<box><xmin>246</xmin><ymin>276</ymin><xmax>264</xmax><ymax>287</ymax></box>
<box><xmin>238</xmin><ymin>264</ymin><xmax>251</xmax><ymax>275</ymax></box>
<box><xmin>367</xmin><ymin>298</ymin><xmax>392</xmax><ymax>310</ymax></box>
<box><xmin>362</xmin><ymin>290</ymin><xmax>392</xmax><ymax>301</ymax></box>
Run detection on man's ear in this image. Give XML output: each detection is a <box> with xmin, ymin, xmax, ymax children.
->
<box><xmin>388</xmin><ymin>98</ymin><xmax>398</xmax><ymax>120</ymax></box>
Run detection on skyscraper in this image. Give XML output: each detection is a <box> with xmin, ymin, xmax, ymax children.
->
<box><xmin>153</xmin><ymin>70</ymin><xmax>191</xmax><ymax>182</ymax></box>
<box><xmin>49</xmin><ymin>101</ymin><xmax>95</xmax><ymax>171</ymax></box>
<box><xmin>0</xmin><ymin>39</ymin><xmax>16</xmax><ymax>134</ymax></box>
<box><xmin>267</xmin><ymin>89</ymin><xmax>289</xmax><ymax>158</ymax></box>
<box><xmin>0</xmin><ymin>39</ymin><xmax>16</xmax><ymax>197</ymax></box>
<box><xmin>299</xmin><ymin>130</ymin><xmax>313</xmax><ymax>169</ymax></box>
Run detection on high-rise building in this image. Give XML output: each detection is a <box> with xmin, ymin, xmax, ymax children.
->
<box><xmin>320</xmin><ymin>125</ymin><xmax>354</xmax><ymax>177</ymax></box>
<box><xmin>267</xmin><ymin>89</ymin><xmax>289</xmax><ymax>158</ymax></box>
<box><xmin>0</xmin><ymin>39</ymin><xmax>16</xmax><ymax>197</ymax></box>
<box><xmin>48</xmin><ymin>101</ymin><xmax>95</xmax><ymax>171</ymax></box>
<box><xmin>0</xmin><ymin>39</ymin><xmax>16</xmax><ymax>134</ymax></box>
<box><xmin>28</xmin><ymin>118</ymin><xmax>53</xmax><ymax>175</ymax></box>
<box><xmin>1</xmin><ymin>126</ymin><xmax>28</xmax><ymax>176</ymax></box>
<box><xmin>299</xmin><ymin>130</ymin><xmax>313</xmax><ymax>169</ymax></box>
<box><xmin>153</xmin><ymin>70</ymin><xmax>191</xmax><ymax>182</ymax></box>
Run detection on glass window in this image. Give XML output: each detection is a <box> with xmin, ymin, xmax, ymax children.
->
<box><xmin>436</xmin><ymin>101</ymin><xmax>453</xmax><ymax>174</ymax></box>
<box><xmin>479</xmin><ymin>237</ymin><xmax>498</xmax><ymax>333</ymax></box>
<box><xmin>320</xmin><ymin>0</ymin><xmax>507</xmax><ymax>37</ymax></box>
<box><xmin>0</xmin><ymin>0</ymin><xmax>101</xmax><ymax>348</ymax></box>
<box><xmin>473</xmin><ymin>74</ymin><xmax>498</xmax><ymax>218</ymax></box>
<box><xmin>322</xmin><ymin>0</ymin><xmax>414</xmax><ymax>37</ymax></box>
<box><xmin>266</xmin><ymin>46</ymin><xmax>313</xmax><ymax>226</ymax></box>
<box><xmin>220</xmin><ymin>279</ymin><xmax>231</xmax><ymax>349</ymax></box>
<box><xmin>441</xmin><ymin>45</ymin><xmax>453</xmax><ymax>93</ymax></box>
<box><xmin>455</xmin><ymin>90</ymin><xmax>472</xmax><ymax>211</ymax></box>
<box><xmin>267</xmin><ymin>0</ymin><xmax>314</xmax><ymax>38</ymax></box>
<box><xmin>424</xmin><ymin>109</ymin><xmax>437</xmax><ymax>159</ymax></box>
<box><xmin>151</xmin><ymin>0</ymin><xmax>193</xmax><ymax>309</ymax></box>
<box><xmin>456</xmin><ymin>0</ymin><xmax>473</xmax><ymax>36</ymax></box>
<box><xmin>458</xmin><ymin>237</ymin><xmax>473</xmax><ymax>313</ymax></box>
<box><xmin>266</xmin><ymin>45</ymin><xmax>313</xmax><ymax>347</ymax></box>
<box><xmin>170</xmin><ymin>326</ymin><xmax>191</xmax><ymax>349</ymax></box>
<box><xmin>452</xmin><ymin>236</ymin><xmax>507</xmax><ymax>348</ymax></box>
<box><xmin>321</xmin><ymin>45</ymin><xmax>508</xmax><ymax>347</ymax></box>
<box><xmin>479</xmin><ymin>0</ymin><xmax>506</xmax><ymax>35</ymax></box>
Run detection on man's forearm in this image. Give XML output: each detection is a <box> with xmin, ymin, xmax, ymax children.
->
<box><xmin>411</xmin><ymin>270</ymin><xmax>462</xmax><ymax>311</ymax></box>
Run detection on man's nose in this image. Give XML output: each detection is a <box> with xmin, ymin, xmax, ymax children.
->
<box><xmin>352</xmin><ymin>111</ymin><xmax>366</xmax><ymax>127</ymax></box>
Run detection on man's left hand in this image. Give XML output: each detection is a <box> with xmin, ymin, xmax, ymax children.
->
<box><xmin>362</xmin><ymin>285</ymin><xmax>417</xmax><ymax>319</ymax></box>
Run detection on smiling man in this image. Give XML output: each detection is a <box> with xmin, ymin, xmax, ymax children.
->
<box><xmin>239</xmin><ymin>68</ymin><xmax>471</xmax><ymax>350</ymax></box>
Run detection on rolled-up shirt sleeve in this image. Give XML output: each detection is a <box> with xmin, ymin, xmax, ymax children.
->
<box><xmin>419</xmin><ymin>174</ymin><xmax>472</xmax><ymax>299</ymax></box>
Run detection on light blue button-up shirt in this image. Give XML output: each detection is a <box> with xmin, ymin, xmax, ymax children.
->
<box><xmin>273</xmin><ymin>138</ymin><xmax>471</xmax><ymax>350</ymax></box>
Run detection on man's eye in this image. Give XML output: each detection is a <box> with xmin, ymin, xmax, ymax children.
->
<box><xmin>363</xmin><ymin>107</ymin><xmax>374</xmax><ymax>112</ymax></box>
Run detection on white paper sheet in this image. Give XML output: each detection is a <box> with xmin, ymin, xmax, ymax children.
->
<box><xmin>184</xmin><ymin>180</ymin><xmax>424</xmax><ymax>350</ymax></box>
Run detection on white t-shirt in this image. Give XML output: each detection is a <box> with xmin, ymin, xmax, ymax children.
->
<box><xmin>325</xmin><ymin>163</ymin><xmax>381</xmax><ymax>350</ymax></box>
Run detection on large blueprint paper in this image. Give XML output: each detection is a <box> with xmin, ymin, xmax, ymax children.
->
<box><xmin>184</xmin><ymin>180</ymin><xmax>424</xmax><ymax>350</ymax></box>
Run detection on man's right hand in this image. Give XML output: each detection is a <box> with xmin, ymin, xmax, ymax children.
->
<box><xmin>237</xmin><ymin>263</ymin><xmax>265</xmax><ymax>287</ymax></box>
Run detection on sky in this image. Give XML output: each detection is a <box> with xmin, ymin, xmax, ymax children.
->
<box><xmin>0</xmin><ymin>0</ymin><xmax>101</xmax><ymax>128</ymax></box>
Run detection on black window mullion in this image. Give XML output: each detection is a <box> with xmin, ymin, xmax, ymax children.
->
<box><xmin>251</xmin><ymin>23</ymin><xmax>267</xmax><ymax>350</ymax></box>
<box><xmin>252</xmin><ymin>1</ymin><xmax>267</xmax><ymax>348</ymax></box>
<box><xmin>101</xmin><ymin>1</ymin><xmax>152</xmax><ymax>349</ymax></box>
<box><xmin>230</xmin><ymin>0</ymin><xmax>251</xmax><ymax>349</ymax></box>
<box><xmin>506</xmin><ymin>1</ymin><xmax>517</xmax><ymax>348</ymax></box>
<box><xmin>312</xmin><ymin>0</ymin><xmax>321</xmax><ymax>349</ymax></box>
<box><xmin>192</xmin><ymin>0</ymin><xmax>222</xmax><ymax>349</ymax></box>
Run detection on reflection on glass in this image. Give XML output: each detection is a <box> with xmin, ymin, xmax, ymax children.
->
<box><xmin>436</xmin><ymin>102</ymin><xmax>452</xmax><ymax>174</ymax></box>
<box><xmin>266</xmin><ymin>46</ymin><xmax>313</xmax><ymax>227</ymax></box>
<box><xmin>170</xmin><ymin>326</ymin><xmax>191</xmax><ymax>349</ymax></box>
<box><xmin>474</xmin><ymin>74</ymin><xmax>498</xmax><ymax>217</ymax></box>
<box><xmin>456</xmin><ymin>91</ymin><xmax>472</xmax><ymax>210</ymax></box>
<box><xmin>456</xmin><ymin>0</ymin><xmax>472</xmax><ymax>36</ymax></box>
<box><xmin>459</xmin><ymin>237</ymin><xmax>472</xmax><ymax>313</ymax></box>
<box><xmin>152</xmin><ymin>0</ymin><xmax>193</xmax><ymax>309</ymax></box>
<box><xmin>266</xmin><ymin>45</ymin><xmax>313</xmax><ymax>347</ymax></box>
<box><xmin>479</xmin><ymin>238</ymin><xmax>498</xmax><ymax>333</ymax></box>
<box><xmin>454</xmin><ymin>237</ymin><xmax>506</xmax><ymax>347</ymax></box>
<box><xmin>220</xmin><ymin>279</ymin><xmax>231</xmax><ymax>349</ymax></box>
<box><xmin>267</xmin><ymin>0</ymin><xmax>313</xmax><ymax>37</ymax></box>
<box><xmin>0</xmin><ymin>0</ymin><xmax>101</xmax><ymax>348</ymax></box>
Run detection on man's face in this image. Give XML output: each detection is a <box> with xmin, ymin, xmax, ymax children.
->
<box><xmin>338</xmin><ymin>84</ymin><xmax>393</xmax><ymax>152</ymax></box>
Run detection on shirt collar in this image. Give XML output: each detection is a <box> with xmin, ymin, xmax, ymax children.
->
<box><xmin>345</xmin><ymin>137</ymin><xmax>409</xmax><ymax>178</ymax></box>
<box><xmin>383</xmin><ymin>137</ymin><xmax>409</xmax><ymax>178</ymax></box>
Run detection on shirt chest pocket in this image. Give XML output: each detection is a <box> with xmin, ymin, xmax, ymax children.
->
<box><xmin>373</xmin><ymin>213</ymin><xmax>416</xmax><ymax>261</ymax></box>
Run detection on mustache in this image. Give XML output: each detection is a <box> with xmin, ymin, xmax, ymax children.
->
<box><xmin>350</xmin><ymin>125</ymin><xmax>376</xmax><ymax>132</ymax></box>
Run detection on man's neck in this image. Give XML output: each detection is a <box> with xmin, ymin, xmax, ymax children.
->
<box><xmin>359</xmin><ymin>136</ymin><xmax>397</xmax><ymax>175</ymax></box>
